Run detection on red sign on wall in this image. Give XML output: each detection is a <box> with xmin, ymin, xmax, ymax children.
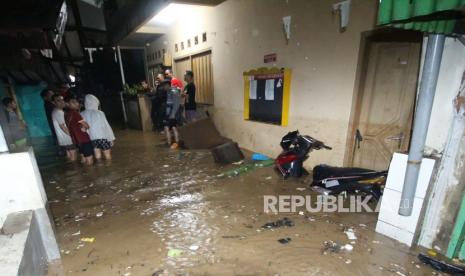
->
<box><xmin>264</xmin><ymin>53</ymin><xmax>277</xmax><ymax>63</ymax></box>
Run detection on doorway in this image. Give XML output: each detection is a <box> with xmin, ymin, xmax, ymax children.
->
<box><xmin>174</xmin><ymin>50</ymin><xmax>214</xmax><ymax>105</ymax></box>
<box><xmin>191</xmin><ymin>51</ymin><xmax>213</xmax><ymax>104</ymax></box>
<box><xmin>347</xmin><ymin>30</ymin><xmax>422</xmax><ymax>170</ymax></box>
<box><xmin>174</xmin><ymin>57</ymin><xmax>191</xmax><ymax>85</ymax></box>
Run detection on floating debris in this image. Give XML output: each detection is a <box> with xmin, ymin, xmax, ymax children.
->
<box><xmin>251</xmin><ymin>153</ymin><xmax>271</xmax><ymax>161</ymax></box>
<box><xmin>80</xmin><ymin>237</ymin><xmax>95</xmax><ymax>243</ymax></box>
<box><xmin>427</xmin><ymin>250</ymin><xmax>437</xmax><ymax>257</ymax></box>
<box><xmin>223</xmin><ymin>160</ymin><xmax>275</xmax><ymax>177</ymax></box>
<box><xmin>262</xmin><ymin>217</ymin><xmax>294</xmax><ymax>229</ymax></box>
<box><xmin>322</xmin><ymin>241</ymin><xmax>343</xmax><ymax>254</ymax></box>
<box><xmin>167</xmin><ymin>249</ymin><xmax>183</xmax><ymax>257</ymax></box>
<box><xmin>343</xmin><ymin>244</ymin><xmax>353</xmax><ymax>251</ymax></box>
<box><xmin>151</xmin><ymin>270</ymin><xmax>167</xmax><ymax>276</ymax></box>
<box><xmin>278</xmin><ymin>238</ymin><xmax>292</xmax><ymax>244</ymax></box>
<box><xmin>344</xmin><ymin>228</ymin><xmax>357</xmax><ymax>240</ymax></box>
<box><xmin>221</xmin><ymin>235</ymin><xmax>246</xmax><ymax>239</ymax></box>
<box><xmin>322</xmin><ymin>241</ymin><xmax>354</xmax><ymax>254</ymax></box>
<box><xmin>418</xmin><ymin>253</ymin><xmax>465</xmax><ymax>274</ymax></box>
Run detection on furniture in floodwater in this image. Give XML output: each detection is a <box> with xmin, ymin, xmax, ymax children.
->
<box><xmin>178</xmin><ymin>118</ymin><xmax>244</xmax><ymax>164</ymax></box>
<box><xmin>124</xmin><ymin>94</ymin><xmax>152</xmax><ymax>131</ymax></box>
<box><xmin>211</xmin><ymin>141</ymin><xmax>244</xmax><ymax>164</ymax></box>
<box><xmin>178</xmin><ymin>118</ymin><xmax>229</xmax><ymax>149</ymax></box>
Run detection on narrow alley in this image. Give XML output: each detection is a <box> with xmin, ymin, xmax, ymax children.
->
<box><xmin>2</xmin><ymin>1</ymin><xmax>465</xmax><ymax>275</ymax></box>
<box><xmin>40</xmin><ymin>130</ymin><xmax>433</xmax><ymax>275</ymax></box>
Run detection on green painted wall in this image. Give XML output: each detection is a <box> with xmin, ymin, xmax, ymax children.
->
<box><xmin>14</xmin><ymin>84</ymin><xmax>50</xmax><ymax>137</ymax></box>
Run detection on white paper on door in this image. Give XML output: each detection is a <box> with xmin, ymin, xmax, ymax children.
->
<box><xmin>249</xmin><ymin>80</ymin><xmax>257</xmax><ymax>100</ymax></box>
<box><xmin>265</xmin><ymin>79</ymin><xmax>275</xmax><ymax>100</ymax></box>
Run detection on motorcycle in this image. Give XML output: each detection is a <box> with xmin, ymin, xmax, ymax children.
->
<box><xmin>275</xmin><ymin>130</ymin><xmax>332</xmax><ymax>178</ymax></box>
<box><xmin>275</xmin><ymin>130</ymin><xmax>386</xmax><ymax>201</ymax></box>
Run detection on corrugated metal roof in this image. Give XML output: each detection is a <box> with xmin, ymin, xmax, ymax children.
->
<box><xmin>378</xmin><ymin>0</ymin><xmax>465</xmax><ymax>35</ymax></box>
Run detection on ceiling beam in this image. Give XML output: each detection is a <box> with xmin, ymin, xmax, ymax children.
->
<box><xmin>105</xmin><ymin>0</ymin><xmax>167</xmax><ymax>45</ymax></box>
<box><xmin>66</xmin><ymin>25</ymin><xmax>107</xmax><ymax>34</ymax></box>
<box><xmin>68</xmin><ymin>0</ymin><xmax>87</xmax><ymax>54</ymax></box>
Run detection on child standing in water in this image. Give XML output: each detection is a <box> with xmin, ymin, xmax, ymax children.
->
<box><xmin>65</xmin><ymin>97</ymin><xmax>93</xmax><ymax>165</ymax></box>
<box><xmin>81</xmin><ymin>94</ymin><xmax>115</xmax><ymax>160</ymax></box>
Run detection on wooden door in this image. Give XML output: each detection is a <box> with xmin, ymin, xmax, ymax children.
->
<box><xmin>191</xmin><ymin>51</ymin><xmax>214</xmax><ymax>104</ymax></box>
<box><xmin>351</xmin><ymin>42</ymin><xmax>420</xmax><ymax>170</ymax></box>
<box><xmin>174</xmin><ymin>57</ymin><xmax>191</xmax><ymax>86</ymax></box>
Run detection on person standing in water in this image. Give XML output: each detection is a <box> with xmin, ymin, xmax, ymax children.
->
<box><xmin>154</xmin><ymin>73</ymin><xmax>167</xmax><ymax>131</ymax></box>
<box><xmin>51</xmin><ymin>95</ymin><xmax>76</xmax><ymax>161</ymax></box>
<box><xmin>41</xmin><ymin>89</ymin><xmax>57</xmax><ymax>144</ymax></box>
<box><xmin>183</xmin><ymin>70</ymin><xmax>197</xmax><ymax>122</ymax></box>
<box><xmin>164</xmin><ymin>69</ymin><xmax>183</xmax><ymax>89</ymax></box>
<box><xmin>161</xmin><ymin>80</ymin><xmax>181</xmax><ymax>149</ymax></box>
<box><xmin>81</xmin><ymin>94</ymin><xmax>115</xmax><ymax>160</ymax></box>
<box><xmin>65</xmin><ymin>97</ymin><xmax>94</xmax><ymax>165</ymax></box>
<box><xmin>2</xmin><ymin>97</ymin><xmax>27</xmax><ymax>150</ymax></box>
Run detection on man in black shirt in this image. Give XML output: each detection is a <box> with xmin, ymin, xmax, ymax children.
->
<box><xmin>183</xmin><ymin>70</ymin><xmax>197</xmax><ymax>122</ymax></box>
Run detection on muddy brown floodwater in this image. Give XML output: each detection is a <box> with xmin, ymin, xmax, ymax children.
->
<box><xmin>37</xmin><ymin>130</ymin><xmax>438</xmax><ymax>276</ymax></box>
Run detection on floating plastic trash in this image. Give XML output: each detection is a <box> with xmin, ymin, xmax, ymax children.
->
<box><xmin>251</xmin><ymin>153</ymin><xmax>271</xmax><ymax>161</ymax></box>
<box><xmin>167</xmin><ymin>249</ymin><xmax>183</xmax><ymax>257</ymax></box>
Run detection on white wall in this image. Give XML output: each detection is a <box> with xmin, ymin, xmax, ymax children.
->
<box><xmin>418</xmin><ymin>37</ymin><xmax>465</xmax><ymax>251</ymax></box>
<box><xmin>425</xmin><ymin>37</ymin><xmax>465</xmax><ymax>154</ymax></box>
<box><xmin>148</xmin><ymin>0</ymin><xmax>377</xmax><ymax>167</ymax></box>
<box><xmin>0</xmin><ymin>125</ymin><xmax>8</xmax><ymax>153</ymax></box>
<box><xmin>0</xmin><ymin>149</ymin><xmax>47</xmax><ymax>227</ymax></box>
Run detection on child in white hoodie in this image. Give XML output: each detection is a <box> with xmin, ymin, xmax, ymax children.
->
<box><xmin>81</xmin><ymin>94</ymin><xmax>115</xmax><ymax>160</ymax></box>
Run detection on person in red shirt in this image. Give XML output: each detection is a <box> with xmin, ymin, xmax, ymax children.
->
<box><xmin>164</xmin><ymin>69</ymin><xmax>183</xmax><ymax>89</ymax></box>
<box><xmin>65</xmin><ymin>97</ymin><xmax>94</xmax><ymax>165</ymax></box>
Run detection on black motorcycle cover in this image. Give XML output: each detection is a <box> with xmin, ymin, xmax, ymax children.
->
<box><xmin>312</xmin><ymin>164</ymin><xmax>386</xmax><ymax>183</ymax></box>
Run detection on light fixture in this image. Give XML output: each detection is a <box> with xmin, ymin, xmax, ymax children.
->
<box><xmin>148</xmin><ymin>3</ymin><xmax>194</xmax><ymax>26</ymax></box>
<box><xmin>69</xmin><ymin>74</ymin><xmax>76</xmax><ymax>82</ymax></box>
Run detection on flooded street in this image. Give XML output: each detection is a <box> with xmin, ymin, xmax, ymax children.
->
<box><xmin>37</xmin><ymin>130</ymin><xmax>437</xmax><ymax>276</ymax></box>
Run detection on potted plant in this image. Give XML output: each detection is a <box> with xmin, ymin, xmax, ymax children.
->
<box><xmin>123</xmin><ymin>83</ymin><xmax>144</xmax><ymax>98</ymax></box>
<box><xmin>122</xmin><ymin>83</ymin><xmax>146</xmax><ymax>129</ymax></box>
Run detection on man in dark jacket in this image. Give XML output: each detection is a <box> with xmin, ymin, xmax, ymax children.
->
<box><xmin>154</xmin><ymin>74</ymin><xmax>167</xmax><ymax>131</ymax></box>
<box><xmin>41</xmin><ymin>89</ymin><xmax>56</xmax><ymax>143</ymax></box>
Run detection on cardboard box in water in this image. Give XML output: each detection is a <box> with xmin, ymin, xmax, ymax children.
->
<box><xmin>211</xmin><ymin>142</ymin><xmax>244</xmax><ymax>164</ymax></box>
<box><xmin>178</xmin><ymin>118</ymin><xmax>230</xmax><ymax>149</ymax></box>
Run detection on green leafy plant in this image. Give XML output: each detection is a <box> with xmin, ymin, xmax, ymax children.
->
<box><xmin>123</xmin><ymin>83</ymin><xmax>144</xmax><ymax>96</ymax></box>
